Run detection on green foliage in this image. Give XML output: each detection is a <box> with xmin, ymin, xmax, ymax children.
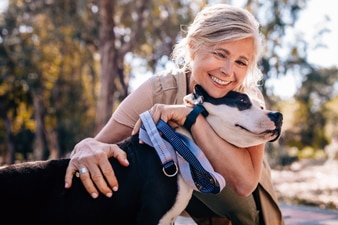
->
<box><xmin>273</xmin><ymin>68</ymin><xmax>338</xmax><ymax>157</ymax></box>
<box><xmin>0</xmin><ymin>0</ymin><xmax>98</xmax><ymax>162</ymax></box>
<box><xmin>293</xmin><ymin>68</ymin><xmax>338</xmax><ymax>149</ymax></box>
<box><xmin>0</xmin><ymin>0</ymin><xmax>199</xmax><ymax>162</ymax></box>
<box><xmin>323</xmin><ymin>95</ymin><xmax>338</xmax><ymax>137</ymax></box>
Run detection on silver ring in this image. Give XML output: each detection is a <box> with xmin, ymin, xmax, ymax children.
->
<box><xmin>79</xmin><ymin>167</ymin><xmax>88</xmax><ymax>174</ymax></box>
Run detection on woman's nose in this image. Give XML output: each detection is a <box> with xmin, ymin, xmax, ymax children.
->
<box><xmin>220</xmin><ymin>60</ymin><xmax>233</xmax><ymax>75</ymax></box>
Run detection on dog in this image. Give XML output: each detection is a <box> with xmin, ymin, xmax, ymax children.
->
<box><xmin>0</xmin><ymin>85</ymin><xmax>283</xmax><ymax>225</ymax></box>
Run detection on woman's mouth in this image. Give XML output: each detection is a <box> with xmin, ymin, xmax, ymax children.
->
<box><xmin>210</xmin><ymin>75</ymin><xmax>231</xmax><ymax>86</ymax></box>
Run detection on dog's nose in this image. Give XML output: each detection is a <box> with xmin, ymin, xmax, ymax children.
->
<box><xmin>268</xmin><ymin>112</ymin><xmax>283</xmax><ymax>128</ymax></box>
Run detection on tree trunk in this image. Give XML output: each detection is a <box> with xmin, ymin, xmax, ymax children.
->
<box><xmin>95</xmin><ymin>0</ymin><xmax>117</xmax><ymax>134</ymax></box>
<box><xmin>94</xmin><ymin>0</ymin><xmax>148</xmax><ymax>134</ymax></box>
<box><xmin>3</xmin><ymin>118</ymin><xmax>15</xmax><ymax>164</ymax></box>
<box><xmin>32</xmin><ymin>89</ymin><xmax>46</xmax><ymax>160</ymax></box>
<box><xmin>45</xmin><ymin>129</ymin><xmax>61</xmax><ymax>159</ymax></box>
<box><xmin>0</xmin><ymin>97</ymin><xmax>15</xmax><ymax>164</ymax></box>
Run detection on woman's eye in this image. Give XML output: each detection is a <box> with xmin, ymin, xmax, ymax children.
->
<box><xmin>236</xmin><ymin>60</ymin><xmax>247</xmax><ymax>66</ymax></box>
<box><xmin>213</xmin><ymin>51</ymin><xmax>226</xmax><ymax>59</ymax></box>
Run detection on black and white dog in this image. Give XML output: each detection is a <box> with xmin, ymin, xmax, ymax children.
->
<box><xmin>0</xmin><ymin>85</ymin><xmax>283</xmax><ymax>225</ymax></box>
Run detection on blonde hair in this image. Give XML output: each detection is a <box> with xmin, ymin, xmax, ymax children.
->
<box><xmin>172</xmin><ymin>4</ymin><xmax>263</xmax><ymax>91</ymax></box>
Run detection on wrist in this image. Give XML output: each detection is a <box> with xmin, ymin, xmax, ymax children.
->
<box><xmin>183</xmin><ymin>104</ymin><xmax>208</xmax><ymax>132</ymax></box>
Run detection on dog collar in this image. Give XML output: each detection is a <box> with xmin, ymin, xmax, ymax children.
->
<box><xmin>184</xmin><ymin>104</ymin><xmax>209</xmax><ymax>132</ymax></box>
<box><xmin>139</xmin><ymin>111</ymin><xmax>225</xmax><ymax>194</ymax></box>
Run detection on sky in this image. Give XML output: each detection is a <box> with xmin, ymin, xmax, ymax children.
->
<box><xmin>297</xmin><ymin>0</ymin><xmax>338</xmax><ymax>68</ymax></box>
<box><xmin>0</xmin><ymin>0</ymin><xmax>6</xmax><ymax>12</ymax></box>
<box><xmin>266</xmin><ymin>0</ymin><xmax>338</xmax><ymax>98</ymax></box>
<box><xmin>0</xmin><ymin>0</ymin><xmax>337</xmax><ymax>98</ymax></box>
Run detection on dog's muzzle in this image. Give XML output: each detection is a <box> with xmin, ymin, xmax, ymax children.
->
<box><xmin>268</xmin><ymin>112</ymin><xmax>283</xmax><ymax>142</ymax></box>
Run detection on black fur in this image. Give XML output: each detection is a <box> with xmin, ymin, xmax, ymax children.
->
<box><xmin>194</xmin><ymin>84</ymin><xmax>252</xmax><ymax>110</ymax></box>
<box><xmin>0</xmin><ymin>135</ymin><xmax>178</xmax><ymax>225</ymax></box>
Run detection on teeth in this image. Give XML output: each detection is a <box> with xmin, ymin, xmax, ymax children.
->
<box><xmin>211</xmin><ymin>75</ymin><xmax>231</xmax><ymax>85</ymax></box>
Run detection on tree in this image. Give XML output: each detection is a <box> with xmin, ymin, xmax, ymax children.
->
<box><xmin>293</xmin><ymin>67</ymin><xmax>338</xmax><ymax>149</ymax></box>
<box><xmin>0</xmin><ymin>0</ymin><xmax>98</xmax><ymax>161</ymax></box>
<box><xmin>0</xmin><ymin>0</ymin><xmax>198</xmax><ymax>162</ymax></box>
<box><xmin>94</xmin><ymin>0</ymin><xmax>199</xmax><ymax>132</ymax></box>
<box><xmin>323</xmin><ymin>94</ymin><xmax>338</xmax><ymax>139</ymax></box>
<box><xmin>1</xmin><ymin>0</ymin><xmax>333</xmax><ymax>164</ymax></box>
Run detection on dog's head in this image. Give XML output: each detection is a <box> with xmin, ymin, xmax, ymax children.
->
<box><xmin>184</xmin><ymin>85</ymin><xmax>283</xmax><ymax>148</ymax></box>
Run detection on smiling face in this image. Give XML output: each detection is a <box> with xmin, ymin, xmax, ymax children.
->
<box><xmin>189</xmin><ymin>38</ymin><xmax>254</xmax><ymax>98</ymax></box>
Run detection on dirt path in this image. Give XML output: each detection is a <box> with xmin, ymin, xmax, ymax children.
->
<box><xmin>271</xmin><ymin>159</ymin><xmax>338</xmax><ymax>209</ymax></box>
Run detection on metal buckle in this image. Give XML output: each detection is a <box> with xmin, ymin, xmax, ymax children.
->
<box><xmin>162</xmin><ymin>161</ymin><xmax>178</xmax><ymax>177</ymax></box>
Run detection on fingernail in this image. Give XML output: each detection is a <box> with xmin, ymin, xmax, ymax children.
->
<box><xmin>91</xmin><ymin>193</ymin><xmax>98</xmax><ymax>199</ymax></box>
<box><xmin>113</xmin><ymin>186</ymin><xmax>118</xmax><ymax>192</ymax></box>
<box><xmin>106</xmin><ymin>192</ymin><xmax>112</xmax><ymax>198</ymax></box>
<box><xmin>124</xmin><ymin>159</ymin><xmax>129</xmax><ymax>164</ymax></box>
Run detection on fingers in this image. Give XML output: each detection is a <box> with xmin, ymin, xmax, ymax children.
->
<box><xmin>132</xmin><ymin>104</ymin><xmax>164</xmax><ymax>135</ymax></box>
<box><xmin>131</xmin><ymin>119</ymin><xmax>142</xmax><ymax>136</ymax></box>
<box><xmin>131</xmin><ymin>105</ymin><xmax>169</xmax><ymax>136</ymax></box>
<box><xmin>64</xmin><ymin>161</ymin><xmax>77</xmax><ymax>189</ymax></box>
<box><xmin>148</xmin><ymin>104</ymin><xmax>163</xmax><ymax>122</ymax></box>
<box><xmin>148</xmin><ymin>104</ymin><xmax>188</xmax><ymax>125</ymax></box>
<box><xmin>167</xmin><ymin>120</ymin><xmax>180</xmax><ymax>129</ymax></box>
<box><xmin>64</xmin><ymin>141</ymin><xmax>130</xmax><ymax>199</ymax></box>
<box><xmin>64</xmin><ymin>156</ymin><xmax>103</xmax><ymax>198</ymax></box>
<box><xmin>108</xmin><ymin>144</ymin><xmax>129</xmax><ymax>167</ymax></box>
<box><xmin>68</xmin><ymin>157</ymin><xmax>116</xmax><ymax>199</ymax></box>
<box><xmin>80</xmin><ymin>160</ymin><xmax>114</xmax><ymax>198</ymax></box>
<box><xmin>88</xmin><ymin>145</ymin><xmax>129</xmax><ymax>197</ymax></box>
<box><xmin>77</xmin><ymin>167</ymin><xmax>99</xmax><ymax>199</ymax></box>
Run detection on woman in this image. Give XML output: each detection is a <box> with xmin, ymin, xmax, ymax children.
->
<box><xmin>64</xmin><ymin>4</ymin><xmax>284</xmax><ymax>225</ymax></box>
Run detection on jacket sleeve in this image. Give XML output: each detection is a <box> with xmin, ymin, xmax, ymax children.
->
<box><xmin>112</xmin><ymin>69</ymin><xmax>187</xmax><ymax>129</ymax></box>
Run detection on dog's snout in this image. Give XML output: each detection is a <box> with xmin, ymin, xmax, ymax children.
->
<box><xmin>268</xmin><ymin>112</ymin><xmax>283</xmax><ymax>128</ymax></box>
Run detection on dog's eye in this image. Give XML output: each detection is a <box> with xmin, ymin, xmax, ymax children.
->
<box><xmin>240</xmin><ymin>98</ymin><xmax>249</xmax><ymax>104</ymax></box>
<box><xmin>236</xmin><ymin>95</ymin><xmax>253</xmax><ymax>111</ymax></box>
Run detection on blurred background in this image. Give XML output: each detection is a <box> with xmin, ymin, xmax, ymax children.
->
<box><xmin>0</xmin><ymin>0</ymin><xmax>337</xmax><ymax>211</ymax></box>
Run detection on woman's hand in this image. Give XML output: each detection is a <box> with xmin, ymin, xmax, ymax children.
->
<box><xmin>132</xmin><ymin>104</ymin><xmax>191</xmax><ymax>135</ymax></box>
<box><xmin>64</xmin><ymin>138</ymin><xmax>129</xmax><ymax>199</ymax></box>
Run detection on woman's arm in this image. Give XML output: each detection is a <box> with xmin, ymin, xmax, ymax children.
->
<box><xmin>64</xmin><ymin>79</ymin><xmax>155</xmax><ymax>198</ymax></box>
<box><xmin>191</xmin><ymin>114</ymin><xmax>264</xmax><ymax>196</ymax></box>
